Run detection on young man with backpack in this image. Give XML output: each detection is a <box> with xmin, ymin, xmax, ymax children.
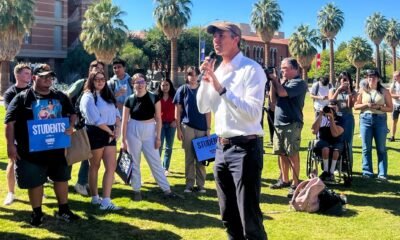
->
<box><xmin>66</xmin><ymin>60</ymin><xmax>104</xmax><ymax>196</ymax></box>
<box><xmin>310</xmin><ymin>76</ymin><xmax>333</xmax><ymax>118</ymax></box>
<box><xmin>108</xmin><ymin>58</ymin><xmax>132</xmax><ymax>115</ymax></box>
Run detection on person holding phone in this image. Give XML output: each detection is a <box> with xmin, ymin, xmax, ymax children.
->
<box><xmin>329</xmin><ymin>71</ymin><xmax>357</xmax><ymax>163</ymax></box>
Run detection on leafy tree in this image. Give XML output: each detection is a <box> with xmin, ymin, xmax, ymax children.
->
<box><xmin>61</xmin><ymin>44</ymin><xmax>95</xmax><ymax>84</ymax></box>
<box><xmin>251</xmin><ymin>0</ymin><xmax>283</xmax><ymax>67</ymax></box>
<box><xmin>347</xmin><ymin>37</ymin><xmax>373</xmax><ymax>88</ymax></box>
<box><xmin>289</xmin><ymin>24</ymin><xmax>319</xmax><ymax>80</ymax></box>
<box><xmin>142</xmin><ymin>27</ymin><xmax>170</xmax><ymax>71</ymax></box>
<box><xmin>0</xmin><ymin>0</ymin><xmax>34</xmax><ymax>94</ymax></box>
<box><xmin>153</xmin><ymin>0</ymin><xmax>192</xmax><ymax>86</ymax></box>
<box><xmin>318</xmin><ymin>3</ymin><xmax>344</xmax><ymax>85</ymax></box>
<box><xmin>384</xmin><ymin>18</ymin><xmax>400</xmax><ymax>71</ymax></box>
<box><xmin>365</xmin><ymin>12</ymin><xmax>388</xmax><ymax>75</ymax></box>
<box><xmin>119</xmin><ymin>42</ymin><xmax>149</xmax><ymax>75</ymax></box>
<box><xmin>80</xmin><ymin>0</ymin><xmax>128</xmax><ymax>68</ymax></box>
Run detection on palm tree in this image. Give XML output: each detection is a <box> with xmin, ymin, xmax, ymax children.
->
<box><xmin>0</xmin><ymin>0</ymin><xmax>35</xmax><ymax>95</ymax></box>
<box><xmin>384</xmin><ymin>18</ymin><xmax>400</xmax><ymax>71</ymax></box>
<box><xmin>289</xmin><ymin>24</ymin><xmax>319</xmax><ymax>80</ymax></box>
<box><xmin>153</xmin><ymin>0</ymin><xmax>192</xmax><ymax>86</ymax></box>
<box><xmin>80</xmin><ymin>0</ymin><xmax>128</xmax><ymax>75</ymax></box>
<box><xmin>251</xmin><ymin>0</ymin><xmax>283</xmax><ymax>67</ymax></box>
<box><xmin>317</xmin><ymin>3</ymin><xmax>344</xmax><ymax>85</ymax></box>
<box><xmin>365</xmin><ymin>12</ymin><xmax>388</xmax><ymax>75</ymax></box>
<box><xmin>347</xmin><ymin>37</ymin><xmax>373</xmax><ymax>89</ymax></box>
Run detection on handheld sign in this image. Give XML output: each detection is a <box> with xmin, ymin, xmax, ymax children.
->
<box><xmin>192</xmin><ymin>134</ymin><xmax>218</xmax><ymax>162</ymax></box>
<box><xmin>27</xmin><ymin>117</ymin><xmax>71</xmax><ymax>152</ymax></box>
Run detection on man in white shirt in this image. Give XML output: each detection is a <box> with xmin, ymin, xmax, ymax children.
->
<box><xmin>310</xmin><ymin>76</ymin><xmax>332</xmax><ymax>117</ymax></box>
<box><xmin>197</xmin><ymin>21</ymin><xmax>267</xmax><ymax>240</ymax></box>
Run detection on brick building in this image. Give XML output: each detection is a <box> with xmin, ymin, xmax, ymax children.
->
<box><xmin>15</xmin><ymin>0</ymin><xmax>93</xmax><ymax>80</ymax></box>
<box><xmin>239</xmin><ymin>23</ymin><xmax>290</xmax><ymax>68</ymax></box>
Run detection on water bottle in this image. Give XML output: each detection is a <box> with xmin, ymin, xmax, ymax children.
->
<box><xmin>340</xmin><ymin>193</ymin><xmax>347</xmax><ymax>211</ymax></box>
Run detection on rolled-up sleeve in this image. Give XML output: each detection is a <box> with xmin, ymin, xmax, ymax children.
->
<box><xmin>80</xmin><ymin>93</ymin><xmax>105</xmax><ymax>126</ymax></box>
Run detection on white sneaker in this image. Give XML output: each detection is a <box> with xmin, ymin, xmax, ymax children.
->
<box><xmin>91</xmin><ymin>197</ymin><xmax>102</xmax><ymax>205</ymax></box>
<box><xmin>3</xmin><ymin>192</ymin><xmax>15</xmax><ymax>205</ymax></box>
<box><xmin>74</xmin><ymin>183</ymin><xmax>89</xmax><ymax>196</ymax></box>
<box><xmin>100</xmin><ymin>201</ymin><xmax>122</xmax><ymax>211</ymax></box>
<box><xmin>164</xmin><ymin>170</ymin><xmax>169</xmax><ymax>177</ymax></box>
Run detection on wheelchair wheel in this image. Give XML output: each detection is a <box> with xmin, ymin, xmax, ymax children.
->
<box><xmin>342</xmin><ymin>141</ymin><xmax>353</xmax><ymax>187</ymax></box>
<box><xmin>306</xmin><ymin>140</ymin><xmax>318</xmax><ymax>178</ymax></box>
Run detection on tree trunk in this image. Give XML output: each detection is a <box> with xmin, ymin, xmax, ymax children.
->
<box><xmin>170</xmin><ymin>37</ymin><xmax>178</xmax><ymax>87</ymax></box>
<box><xmin>302</xmin><ymin>66</ymin><xmax>309</xmax><ymax>81</ymax></box>
<box><xmin>104</xmin><ymin>63</ymin><xmax>109</xmax><ymax>81</ymax></box>
<box><xmin>264</xmin><ymin>41</ymin><xmax>270</xmax><ymax>67</ymax></box>
<box><xmin>392</xmin><ymin>46</ymin><xmax>397</xmax><ymax>71</ymax></box>
<box><xmin>0</xmin><ymin>60</ymin><xmax>11</xmax><ymax>96</ymax></box>
<box><xmin>355</xmin><ymin>67</ymin><xmax>360</xmax><ymax>91</ymax></box>
<box><xmin>329</xmin><ymin>39</ymin><xmax>335</xmax><ymax>86</ymax></box>
<box><xmin>376</xmin><ymin>43</ymin><xmax>381</xmax><ymax>75</ymax></box>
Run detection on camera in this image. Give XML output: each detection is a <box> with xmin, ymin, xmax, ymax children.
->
<box><xmin>322</xmin><ymin>106</ymin><xmax>333</xmax><ymax>114</ymax></box>
<box><xmin>267</xmin><ymin>66</ymin><xmax>275</xmax><ymax>74</ymax></box>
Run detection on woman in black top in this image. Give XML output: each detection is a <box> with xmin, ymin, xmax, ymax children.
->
<box><xmin>121</xmin><ymin>73</ymin><xmax>175</xmax><ymax>201</ymax></box>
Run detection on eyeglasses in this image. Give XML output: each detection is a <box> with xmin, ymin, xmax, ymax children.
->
<box><xmin>187</xmin><ymin>72</ymin><xmax>195</xmax><ymax>76</ymax></box>
<box><xmin>342</xmin><ymin>78</ymin><xmax>349</xmax><ymax>81</ymax></box>
<box><xmin>94</xmin><ymin>78</ymin><xmax>106</xmax><ymax>82</ymax></box>
<box><xmin>39</xmin><ymin>75</ymin><xmax>54</xmax><ymax>80</ymax></box>
<box><xmin>134</xmin><ymin>80</ymin><xmax>146</xmax><ymax>85</ymax></box>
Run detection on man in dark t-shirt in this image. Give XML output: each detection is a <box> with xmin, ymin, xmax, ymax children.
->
<box><xmin>5</xmin><ymin>64</ymin><xmax>80</xmax><ymax>226</ymax></box>
<box><xmin>311</xmin><ymin>100</ymin><xmax>345</xmax><ymax>182</ymax></box>
<box><xmin>3</xmin><ymin>63</ymin><xmax>31</xmax><ymax>206</ymax></box>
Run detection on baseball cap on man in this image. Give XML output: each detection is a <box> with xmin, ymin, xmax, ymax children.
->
<box><xmin>366</xmin><ymin>69</ymin><xmax>379</xmax><ymax>78</ymax></box>
<box><xmin>33</xmin><ymin>64</ymin><xmax>56</xmax><ymax>77</ymax></box>
<box><xmin>206</xmin><ymin>21</ymin><xmax>241</xmax><ymax>38</ymax></box>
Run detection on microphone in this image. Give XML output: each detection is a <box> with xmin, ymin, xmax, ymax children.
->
<box><xmin>197</xmin><ymin>51</ymin><xmax>217</xmax><ymax>83</ymax></box>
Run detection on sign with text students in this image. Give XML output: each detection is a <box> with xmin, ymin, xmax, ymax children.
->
<box><xmin>192</xmin><ymin>133</ymin><xmax>217</xmax><ymax>162</ymax></box>
<box><xmin>27</xmin><ymin>117</ymin><xmax>71</xmax><ymax>152</ymax></box>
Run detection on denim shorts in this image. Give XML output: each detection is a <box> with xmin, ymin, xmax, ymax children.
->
<box><xmin>313</xmin><ymin>139</ymin><xmax>344</xmax><ymax>156</ymax></box>
<box><xmin>392</xmin><ymin>105</ymin><xmax>400</xmax><ymax>120</ymax></box>
<box><xmin>273</xmin><ymin>122</ymin><xmax>303</xmax><ymax>156</ymax></box>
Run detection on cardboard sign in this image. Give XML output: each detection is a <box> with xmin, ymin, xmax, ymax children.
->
<box><xmin>27</xmin><ymin>118</ymin><xmax>71</xmax><ymax>152</ymax></box>
<box><xmin>192</xmin><ymin>134</ymin><xmax>218</xmax><ymax>162</ymax></box>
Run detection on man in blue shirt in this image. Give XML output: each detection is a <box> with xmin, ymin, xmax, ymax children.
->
<box><xmin>108</xmin><ymin>58</ymin><xmax>132</xmax><ymax>115</ymax></box>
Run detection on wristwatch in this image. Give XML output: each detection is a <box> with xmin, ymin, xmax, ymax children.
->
<box><xmin>219</xmin><ymin>87</ymin><xmax>227</xmax><ymax>96</ymax></box>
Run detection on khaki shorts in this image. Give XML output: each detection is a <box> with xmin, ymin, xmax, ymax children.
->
<box><xmin>273</xmin><ymin>122</ymin><xmax>303</xmax><ymax>156</ymax></box>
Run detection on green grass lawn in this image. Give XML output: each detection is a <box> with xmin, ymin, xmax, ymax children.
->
<box><xmin>0</xmin><ymin>95</ymin><xmax>399</xmax><ymax>240</ymax></box>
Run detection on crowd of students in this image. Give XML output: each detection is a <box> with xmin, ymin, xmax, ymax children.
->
<box><xmin>3</xmin><ymin>57</ymin><xmax>398</xmax><ymax>227</ymax></box>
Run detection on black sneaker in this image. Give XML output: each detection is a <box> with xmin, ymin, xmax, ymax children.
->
<box><xmin>389</xmin><ymin>136</ymin><xmax>395</xmax><ymax>142</ymax></box>
<box><xmin>270</xmin><ymin>179</ymin><xmax>291</xmax><ymax>189</ymax></box>
<box><xmin>319</xmin><ymin>171</ymin><xmax>330</xmax><ymax>181</ymax></box>
<box><xmin>55</xmin><ymin>210</ymin><xmax>80</xmax><ymax>223</ymax></box>
<box><xmin>164</xmin><ymin>191</ymin><xmax>184</xmax><ymax>200</ymax></box>
<box><xmin>287</xmin><ymin>185</ymin><xmax>297</xmax><ymax>198</ymax></box>
<box><xmin>30</xmin><ymin>212</ymin><xmax>44</xmax><ymax>227</ymax></box>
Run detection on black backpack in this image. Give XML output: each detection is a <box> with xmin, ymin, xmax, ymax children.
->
<box><xmin>318</xmin><ymin>188</ymin><xmax>345</xmax><ymax>216</ymax></box>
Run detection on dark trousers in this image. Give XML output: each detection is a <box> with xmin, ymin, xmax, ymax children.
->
<box><xmin>214</xmin><ymin>138</ymin><xmax>267</xmax><ymax>240</ymax></box>
<box><xmin>266</xmin><ymin>109</ymin><xmax>275</xmax><ymax>143</ymax></box>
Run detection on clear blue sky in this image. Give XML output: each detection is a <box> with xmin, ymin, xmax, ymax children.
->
<box><xmin>112</xmin><ymin>0</ymin><xmax>399</xmax><ymax>50</ymax></box>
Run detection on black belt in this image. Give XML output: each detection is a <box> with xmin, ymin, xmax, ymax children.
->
<box><xmin>218</xmin><ymin>135</ymin><xmax>258</xmax><ymax>146</ymax></box>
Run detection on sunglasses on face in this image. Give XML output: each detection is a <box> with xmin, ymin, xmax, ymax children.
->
<box><xmin>39</xmin><ymin>75</ymin><xmax>54</xmax><ymax>80</ymax></box>
<box><xmin>134</xmin><ymin>80</ymin><xmax>146</xmax><ymax>85</ymax></box>
<box><xmin>94</xmin><ymin>78</ymin><xmax>106</xmax><ymax>82</ymax></box>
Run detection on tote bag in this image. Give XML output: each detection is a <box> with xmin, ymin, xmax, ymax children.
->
<box><xmin>116</xmin><ymin>149</ymin><xmax>134</xmax><ymax>184</ymax></box>
<box><xmin>65</xmin><ymin>129</ymin><xmax>92</xmax><ymax>166</ymax></box>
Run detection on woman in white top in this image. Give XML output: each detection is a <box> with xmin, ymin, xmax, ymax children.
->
<box><xmin>80</xmin><ymin>71</ymin><xmax>121</xmax><ymax>210</ymax></box>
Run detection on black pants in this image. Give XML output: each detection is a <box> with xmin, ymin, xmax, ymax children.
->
<box><xmin>214</xmin><ymin>138</ymin><xmax>267</xmax><ymax>240</ymax></box>
<box><xmin>266</xmin><ymin>109</ymin><xmax>275</xmax><ymax>143</ymax></box>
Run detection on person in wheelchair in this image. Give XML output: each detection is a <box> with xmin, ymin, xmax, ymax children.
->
<box><xmin>311</xmin><ymin>100</ymin><xmax>345</xmax><ymax>182</ymax></box>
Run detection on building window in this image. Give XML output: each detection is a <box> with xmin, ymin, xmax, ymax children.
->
<box><xmin>54</xmin><ymin>26</ymin><xmax>62</xmax><ymax>50</ymax></box>
<box><xmin>55</xmin><ymin>0</ymin><xmax>62</xmax><ymax>19</ymax></box>
<box><xmin>23</xmin><ymin>30</ymin><xmax>32</xmax><ymax>44</ymax></box>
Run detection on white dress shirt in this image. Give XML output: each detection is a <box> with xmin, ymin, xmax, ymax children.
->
<box><xmin>197</xmin><ymin>52</ymin><xmax>267</xmax><ymax>138</ymax></box>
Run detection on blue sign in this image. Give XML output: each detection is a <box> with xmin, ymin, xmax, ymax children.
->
<box><xmin>200</xmin><ymin>40</ymin><xmax>206</xmax><ymax>62</ymax></box>
<box><xmin>27</xmin><ymin>118</ymin><xmax>71</xmax><ymax>152</ymax></box>
<box><xmin>192</xmin><ymin>134</ymin><xmax>218</xmax><ymax>162</ymax></box>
